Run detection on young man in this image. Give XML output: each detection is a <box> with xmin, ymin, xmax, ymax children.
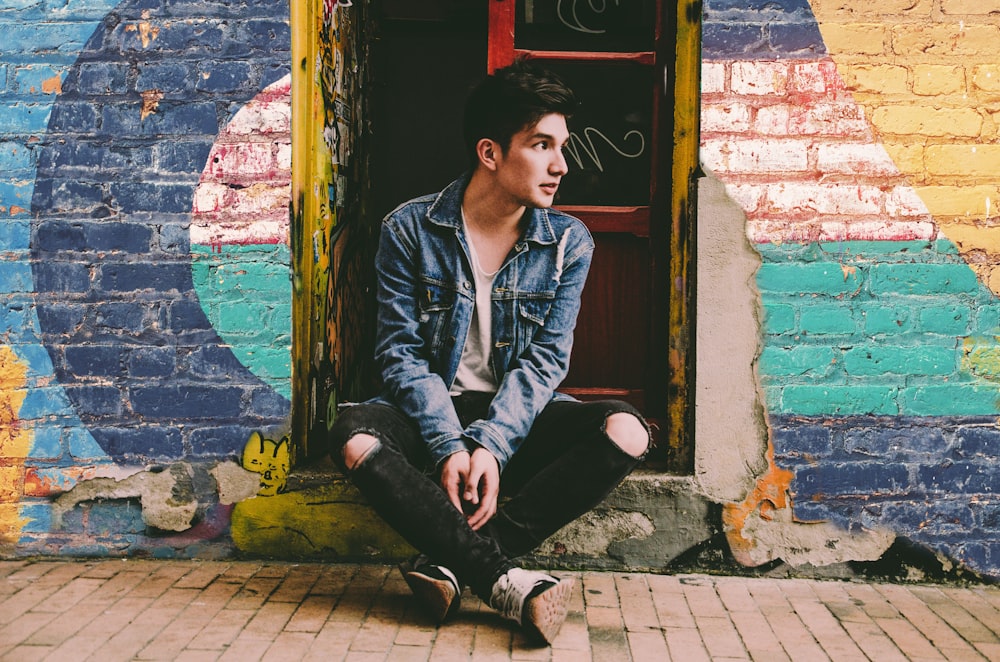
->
<box><xmin>329</xmin><ymin>61</ymin><xmax>649</xmax><ymax>645</ymax></box>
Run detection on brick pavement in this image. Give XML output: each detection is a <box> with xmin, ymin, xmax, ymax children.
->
<box><xmin>0</xmin><ymin>559</ymin><xmax>998</xmax><ymax>661</ymax></box>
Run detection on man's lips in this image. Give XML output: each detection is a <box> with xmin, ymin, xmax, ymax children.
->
<box><xmin>540</xmin><ymin>183</ymin><xmax>559</xmax><ymax>194</ymax></box>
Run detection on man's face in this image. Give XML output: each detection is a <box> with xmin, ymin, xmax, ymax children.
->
<box><xmin>493</xmin><ymin>112</ymin><xmax>570</xmax><ymax>210</ymax></box>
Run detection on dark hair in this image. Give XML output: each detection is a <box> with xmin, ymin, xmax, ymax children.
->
<box><xmin>463</xmin><ymin>60</ymin><xmax>577</xmax><ymax>166</ymax></box>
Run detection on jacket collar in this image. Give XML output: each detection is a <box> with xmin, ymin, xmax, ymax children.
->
<box><xmin>426</xmin><ymin>173</ymin><xmax>558</xmax><ymax>246</ymax></box>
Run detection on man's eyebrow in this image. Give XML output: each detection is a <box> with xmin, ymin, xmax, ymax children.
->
<box><xmin>528</xmin><ymin>131</ymin><xmax>568</xmax><ymax>143</ymax></box>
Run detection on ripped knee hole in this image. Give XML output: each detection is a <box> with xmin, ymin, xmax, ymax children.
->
<box><xmin>605</xmin><ymin>412</ymin><xmax>650</xmax><ymax>458</ymax></box>
<box><xmin>343</xmin><ymin>433</ymin><xmax>380</xmax><ymax>470</ymax></box>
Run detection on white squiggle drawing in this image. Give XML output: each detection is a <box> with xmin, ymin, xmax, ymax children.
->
<box><xmin>563</xmin><ymin>127</ymin><xmax>645</xmax><ymax>172</ymax></box>
<box><xmin>557</xmin><ymin>0</ymin><xmax>620</xmax><ymax>35</ymax></box>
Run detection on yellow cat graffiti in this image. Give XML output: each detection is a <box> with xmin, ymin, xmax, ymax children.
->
<box><xmin>242</xmin><ymin>432</ymin><xmax>290</xmax><ymax>496</ymax></box>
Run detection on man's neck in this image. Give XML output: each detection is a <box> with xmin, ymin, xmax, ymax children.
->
<box><xmin>462</xmin><ymin>168</ymin><xmax>525</xmax><ymax>236</ymax></box>
<box><xmin>461</xmin><ymin>169</ymin><xmax>526</xmax><ymax>274</ymax></box>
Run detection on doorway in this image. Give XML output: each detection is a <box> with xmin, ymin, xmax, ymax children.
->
<box><xmin>292</xmin><ymin>0</ymin><xmax>701</xmax><ymax>474</ymax></box>
<box><xmin>296</xmin><ymin>0</ymin><xmax>701</xmax><ymax>472</ymax></box>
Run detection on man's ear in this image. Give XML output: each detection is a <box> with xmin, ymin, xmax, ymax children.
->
<box><xmin>476</xmin><ymin>138</ymin><xmax>500</xmax><ymax>171</ymax></box>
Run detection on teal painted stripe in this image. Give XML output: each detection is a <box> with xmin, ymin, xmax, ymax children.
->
<box><xmin>759</xmin><ymin>240</ymin><xmax>1000</xmax><ymax>416</ymax></box>
<box><xmin>192</xmin><ymin>243</ymin><xmax>292</xmax><ymax>400</ymax></box>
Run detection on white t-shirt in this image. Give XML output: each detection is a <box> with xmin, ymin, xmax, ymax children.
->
<box><xmin>451</xmin><ymin>214</ymin><xmax>499</xmax><ymax>395</ymax></box>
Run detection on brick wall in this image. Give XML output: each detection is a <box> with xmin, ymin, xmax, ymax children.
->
<box><xmin>6</xmin><ymin>0</ymin><xmax>1000</xmax><ymax>574</ymax></box>
<box><xmin>24</xmin><ymin>0</ymin><xmax>291</xmax><ymax>466</ymax></box>
<box><xmin>1</xmin><ymin>0</ymin><xmax>292</xmax><ymax>554</ymax></box>
<box><xmin>704</xmin><ymin>0</ymin><xmax>1000</xmax><ymax>577</ymax></box>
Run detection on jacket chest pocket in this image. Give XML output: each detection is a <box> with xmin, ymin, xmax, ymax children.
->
<box><xmin>417</xmin><ymin>281</ymin><xmax>459</xmax><ymax>354</ymax></box>
<box><xmin>513</xmin><ymin>295</ymin><xmax>555</xmax><ymax>356</ymax></box>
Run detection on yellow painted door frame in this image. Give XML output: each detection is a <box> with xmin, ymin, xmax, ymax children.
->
<box><xmin>290</xmin><ymin>1</ymin><xmax>377</xmax><ymax>464</ymax></box>
<box><xmin>667</xmin><ymin>0</ymin><xmax>702</xmax><ymax>472</ymax></box>
<box><xmin>290</xmin><ymin>0</ymin><xmax>330</xmax><ymax>465</ymax></box>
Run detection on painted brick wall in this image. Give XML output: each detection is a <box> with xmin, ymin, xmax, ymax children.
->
<box><xmin>6</xmin><ymin>0</ymin><xmax>1000</xmax><ymax>577</ymax></box>
<box><xmin>27</xmin><ymin>0</ymin><xmax>292</xmax><ymax>464</ymax></box>
<box><xmin>1</xmin><ymin>0</ymin><xmax>293</xmax><ymax>555</ymax></box>
<box><xmin>704</xmin><ymin>0</ymin><xmax>1000</xmax><ymax>578</ymax></box>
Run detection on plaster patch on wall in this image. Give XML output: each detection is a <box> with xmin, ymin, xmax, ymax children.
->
<box><xmin>52</xmin><ymin>460</ymin><xmax>256</xmax><ymax>532</ymax></box>
<box><xmin>734</xmin><ymin>508</ymin><xmax>895</xmax><ymax>568</ymax></box>
<box><xmin>695</xmin><ymin>171</ymin><xmax>769</xmax><ymax>503</ymax></box>
<box><xmin>210</xmin><ymin>461</ymin><xmax>261</xmax><ymax>505</ymax></box>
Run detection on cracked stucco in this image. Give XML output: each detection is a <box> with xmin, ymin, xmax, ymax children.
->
<box><xmin>52</xmin><ymin>461</ymin><xmax>259</xmax><ymax>532</ymax></box>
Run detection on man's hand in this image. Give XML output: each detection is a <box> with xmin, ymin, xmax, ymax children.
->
<box><xmin>439</xmin><ymin>447</ymin><xmax>499</xmax><ymax>531</ymax></box>
<box><xmin>440</xmin><ymin>451</ymin><xmax>471</xmax><ymax>515</ymax></box>
<box><xmin>464</xmin><ymin>447</ymin><xmax>499</xmax><ymax>531</ymax></box>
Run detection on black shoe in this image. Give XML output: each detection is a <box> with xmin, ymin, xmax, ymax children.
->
<box><xmin>398</xmin><ymin>555</ymin><xmax>462</xmax><ymax>623</ymax></box>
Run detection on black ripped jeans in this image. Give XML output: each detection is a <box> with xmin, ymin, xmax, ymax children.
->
<box><xmin>327</xmin><ymin>394</ymin><xmax>648</xmax><ymax>601</ymax></box>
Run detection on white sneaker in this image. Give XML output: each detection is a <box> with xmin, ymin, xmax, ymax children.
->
<box><xmin>489</xmin><ymin>567</ymin><xmax>574</xmax><ymax>644</ymax></box>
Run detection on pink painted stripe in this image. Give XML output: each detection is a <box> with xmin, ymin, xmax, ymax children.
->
<box><xmin>701</xmin><ymin>58</ymin><xmax>937</xmax><ymax>244</ymax></box>
<box><xmin>191</xmin><ymin>75</ymin><xmax>292</xmax><ymax>247</ymax></box>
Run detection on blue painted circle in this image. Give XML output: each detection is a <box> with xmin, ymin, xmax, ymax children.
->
<box><xmin>30</xmin><ymin>0</ymin><xmax>291</xmax><ymax>462</ymax></box>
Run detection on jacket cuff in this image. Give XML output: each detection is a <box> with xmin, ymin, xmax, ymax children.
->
<box><xmin>428</xmin><ymin>434</ymin><xmax>468</xmax><ymax>467</ymax></box>
<box><xmin>463</xmin><ymin>421</ymin><xmax>512</xmax><ymax>472</ymax></box>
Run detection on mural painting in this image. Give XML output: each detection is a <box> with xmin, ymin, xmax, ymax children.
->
<box><xmin>6</xmin><ymin>0</ymin><xmax>294</xmax><ymax>555</ymax></box>
<box><xmin>1</xmin><ymin>0</ymin><xmax>1000</xmax><ymax>580</ymax></box>
<box><xmin>703</xmin><ymin>0</ymin><xmax>1000</xmax><ymax>577</ymax></box>
<box><xmin>242</xmin><ymin>431</ymin><xmax>290</xmax><ymax>497</ymax></box>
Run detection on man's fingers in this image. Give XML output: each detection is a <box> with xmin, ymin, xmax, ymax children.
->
<box><xmin>464</xmin><ymin>466</ymin><xmax>482</xmax><ymax>505</ymax></box>
<box><xmin>440</xmin><ymin>452</ymin><xmax>471</xmax><ymax>514</ymax></box>
<box><xmin>467</xmin><ymin>495</ymin><xmax>497</xmax><ymax>530</ymax></box>
<box><xmin>465</xmin><ymin>448</ymin><xmax>500</xmax><ymax>530</ymax></box>
<box><xmin>470</xmin><ymin>480</ymin><xmax>498</xmax><ymax>529</ymax></box>
<box><xmin>445</xmin><ymin>477</ymin><xmax>463</xmax><ymax>512</ymax></box>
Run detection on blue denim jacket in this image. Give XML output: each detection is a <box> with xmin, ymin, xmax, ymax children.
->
<box><xmin>371</xmin><ymin>174</ymin><xmax>594</xmax><ymax>471</ymax></box>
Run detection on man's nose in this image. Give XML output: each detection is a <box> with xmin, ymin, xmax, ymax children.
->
<box><xmin>551</xmin><ymin>148</ymin><xmax>568</xmax><ymax>175</ymax></box>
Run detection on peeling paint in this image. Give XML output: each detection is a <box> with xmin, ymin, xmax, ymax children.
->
<box><xmin>721</xmin><ymin>438</ymin><xmax>896</xmax><ymax>568</ymax></box>
<box><xmin>41</xmin><ymin>75</ymin><xmax>62</xmax><ymax>95</ymax></box>
<box><xmin>962</xmin><ymin>336</ymin><xmax>1000</xmax><ymax>381</ymax></box>
<box><xmin>190</xmin><ymin>76</ymin><xmax>292</xmax><ymax>248</ymax></box>
<box><xmin>721</xmin><ymin>437</ymin><xmax>797</xmax><ymax>566</ymax></box>
<box><xmin>125</xmin><ymin>11</ymin><xmax>161</xmax><ymax>49</ymax></box>
<box><xmin>52</xmin><ymin>461</ymin><xmax>255</xmax><ymax>532</ymax></box>
<box><xmin>23</xmin><ymin>466</ymin><xmax>100</xmax><ymax>497</ymax></box>
<box><xmin>139</xmin><ymin>89</ymin><xmax>163</xmax><ymax>120</ymax></box>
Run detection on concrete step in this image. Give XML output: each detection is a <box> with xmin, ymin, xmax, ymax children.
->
<box><xmin>231</xmin><ymin>463</ymin><xmax>716</xmax><ymax>571</ymax></box>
